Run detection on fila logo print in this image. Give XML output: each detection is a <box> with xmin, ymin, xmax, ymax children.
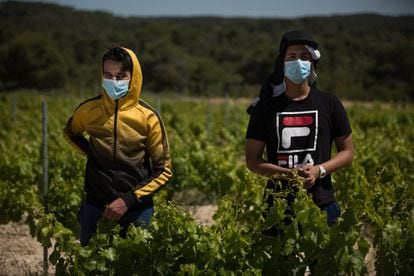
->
<box><xmin>276</xmin><ymin>111</ymin><xmax>318</xmax><ymax>168</ymax></box>
<box><xmin>281</xmin><ymin>127</ymin><xmax>310</xmax><ymax>148</ymax></box>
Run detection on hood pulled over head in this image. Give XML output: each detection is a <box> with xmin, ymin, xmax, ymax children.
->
<box><xmin>101</xmin><ymin>46</ymin><xmax>143</xmax><ymax>111</ymax></box>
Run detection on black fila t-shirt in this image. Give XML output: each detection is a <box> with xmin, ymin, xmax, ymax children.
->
<box><xmin>246</xmin><ymin>88</ymin><xmax>352</xmax><ymax>206</ymax></box>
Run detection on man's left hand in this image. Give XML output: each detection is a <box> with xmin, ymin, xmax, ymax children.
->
<box><xmin>102</xmin><ymin>197</ymin><xmax>128</xmax><ymax>221</ymax></box>
<box><xmin>297</xmin><ymin>165</ymin><xmax>319</xmax><ymax>189</ymax></box>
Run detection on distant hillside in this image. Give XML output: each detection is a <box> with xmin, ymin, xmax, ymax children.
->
<box><xmin>0</xmin><ymin>1</ymin><xmax>413</xmax><ymax>100</ymax></box>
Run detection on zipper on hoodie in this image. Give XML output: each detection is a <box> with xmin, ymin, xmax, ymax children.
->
<box><xmin>113</xmin><ymin>100</ymin><xmax>119</xmax><ymax>174</ymax></box>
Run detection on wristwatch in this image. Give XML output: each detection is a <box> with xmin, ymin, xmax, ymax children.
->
<box><xmin>318</xmin><ymin>165</ymin><xmax>327</xmax><ymax>179</ymax></box>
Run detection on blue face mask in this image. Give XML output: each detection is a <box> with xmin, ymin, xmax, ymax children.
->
<box><xmin>102</xmin><ymin>78</ymin><xmax>130</xmax><ymax>100</ymax></box>
<box><xmin>284</xmin><ymin>59</ymin><xmax>311</xmax><ymax>84</ymax></box>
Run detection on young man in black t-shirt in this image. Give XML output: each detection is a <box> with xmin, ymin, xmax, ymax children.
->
<box><xmin>245</xmin><ymin>30</ymin><xmax>353</xmax><ymax>227</ymax></box>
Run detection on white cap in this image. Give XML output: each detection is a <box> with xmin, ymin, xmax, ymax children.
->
<box><xmin>304</xmin><ymin>45</ymin><xmax>321</xmax><ymax>60</ymax></box>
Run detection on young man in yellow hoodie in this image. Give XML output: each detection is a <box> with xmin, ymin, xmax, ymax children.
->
<box><xmin>64</xmin><ymin>46</ymin><xmax>172</xmax><ymax>246</ymax></box>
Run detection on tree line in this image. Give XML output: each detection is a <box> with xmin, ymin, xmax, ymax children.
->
<box><xmin>0</xmin><ymin>1</ymin><xmax>413</xmax><ymax>101</ymax></box>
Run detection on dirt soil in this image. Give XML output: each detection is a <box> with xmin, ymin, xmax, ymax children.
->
<box><xmin>0</xmin><ymin>221</ymin><xmax>54</xmax><ymax>276</ymax></box>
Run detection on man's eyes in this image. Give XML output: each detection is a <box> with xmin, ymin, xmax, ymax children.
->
<box><xmin>103</xmin><ymin>73</ymin><xmax>128</xmax><ymax>80</ymax></box>
<box><xmin>286</xmin><ymin>53</ymin><xmax>311</xmax><ymax>61</ymax></box>
<box><xmin>286</xmin><ymin>54</ymin><xmax>296</xmax><ymax>60</ymax></box>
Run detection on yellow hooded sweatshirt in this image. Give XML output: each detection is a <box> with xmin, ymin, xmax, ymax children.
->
<box><xmin>64</xmin><ymin>47</ymin><xmax>172</xmax><ymax>209</ymax></box>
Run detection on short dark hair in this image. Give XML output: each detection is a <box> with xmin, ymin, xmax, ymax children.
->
<box><xmin>102</xmin><ymin>47</ymin><xmax>133</xmax><ymax>73</ymax></box>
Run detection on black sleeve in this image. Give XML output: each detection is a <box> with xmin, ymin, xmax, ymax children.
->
<box><xmin>331</xmin><ymin>96</ymin><xmax>352</xmax><ymax>138</ymax></box>
<box><xmin>245</xmin><ymin>107</ymin><xmax>267</xmax><ymax>141</ymax></box>
<box><xmin>63</xmin><ymin>117</ymin><xmax>89</xmax><ymax>155</ymax></box>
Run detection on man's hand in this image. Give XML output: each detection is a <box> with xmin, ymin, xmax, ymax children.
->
<box><xmin>102</xmin><ymin>197</ymin><xmax>128</xmax><ymax>221</ymax></box>
<box><xmin>297</xmin><ymin>165</ymin><xmax>320</xmax><ymax>189</ymax></box>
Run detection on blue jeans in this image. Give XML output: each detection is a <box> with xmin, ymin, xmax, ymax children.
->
<box><xmin>78</xmin><ymin>202</ymin><xmax>154</xmax><ymax>246</ymax></box>
<box><xmin>320</xmin><ymin>201</ymin><xmax>341</xmax><ymax>227</ymax></box>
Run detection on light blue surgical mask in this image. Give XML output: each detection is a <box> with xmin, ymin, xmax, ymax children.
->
<box><xmin>284</xmin><ymin>59</ymin><xmax>311</xmax><ymax>84</ymax></box>
<box><xmin>102</xmin><ymin>78</ymin><xmax>130</xmax><ymax>100</ymax></box>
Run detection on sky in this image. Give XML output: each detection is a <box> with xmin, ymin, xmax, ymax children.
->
<box><xmin>15</xmin><ymin>0</ymin><xmax>414</xmax><ymax>18</ymax></box>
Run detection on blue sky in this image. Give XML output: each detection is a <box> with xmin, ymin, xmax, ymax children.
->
<box><xmin>16</xmin><ymin>0</ymin><xmax>414</xmax><ymax>18</ymax></box>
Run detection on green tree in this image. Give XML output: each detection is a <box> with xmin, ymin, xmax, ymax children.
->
<box><xmin>0</xmin><ymin>32</ymin><xmax>69</xmax><ymax>90</ymax></box>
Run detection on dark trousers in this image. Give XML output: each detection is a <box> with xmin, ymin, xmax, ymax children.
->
<box><xmin>78</xmin><ymin>202</ymin><xmax>154</xmax><ymax>246</ymax></box>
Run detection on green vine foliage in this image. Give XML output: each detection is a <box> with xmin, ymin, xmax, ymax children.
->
<box><xmin>0</xmin><ymin>92</ymin><xmax>413</xmax><ymax>275</ymax></box>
